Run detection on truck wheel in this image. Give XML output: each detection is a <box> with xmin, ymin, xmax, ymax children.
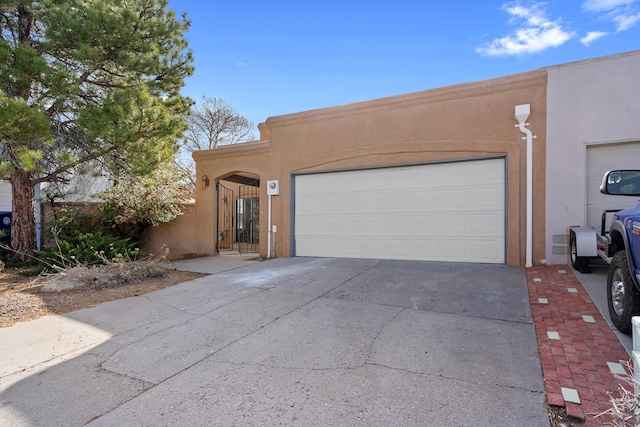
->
<box><xmin>607</xmin><ymin>251</ymin><xmax>640</xmax><ymax>334</ymax></box>
<box><xmin>569</xmin><ymin>231</ymin><xmax>589</xmax><ymax>272</ymax></box>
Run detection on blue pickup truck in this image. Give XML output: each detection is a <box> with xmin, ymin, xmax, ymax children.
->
<box><xmin>570</xmin><ymin>170</ymin><xmax>640</xmax><ymax>334</ymax></box>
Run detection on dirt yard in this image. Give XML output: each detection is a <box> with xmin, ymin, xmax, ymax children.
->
<box><xmin>0</xmin><ymin>266</ymin><xmax>205</xmax><ymax>328</ymax></box>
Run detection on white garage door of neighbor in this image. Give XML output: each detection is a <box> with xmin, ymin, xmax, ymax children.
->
<box><xmin>294</xmin><ymin>158</ymin><xmax>506</xmax><ymax>263</ymax></box>
<box><xmin>586</xmin><ymin>142</ymin><xmax>640</xmax><ymax>231</ymax></box>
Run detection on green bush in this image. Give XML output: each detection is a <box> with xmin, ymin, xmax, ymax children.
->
<box><xmin>44</xmin><ymin>205</ymin><xmax>106</xmax><ymax>239</ymax></box>
<box><xmin>37</xmin><ymin>230</ymin><xmax>139</xmax><ymax>272</ymax></box>
<box><xmin>0</xmin><ymin>230</ymin><xmax>11</xmax><ymax>260</ymax></box>
<box><xmin>96</xmin><ymin>166</ymin><xmax>192</xmax><ymax>240</ymax></box>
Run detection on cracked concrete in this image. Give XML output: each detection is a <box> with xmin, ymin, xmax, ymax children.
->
<box><xmin>0</xmin><ymin>257</ymin><xmax>549</xmax><ymax>426</ymax></box>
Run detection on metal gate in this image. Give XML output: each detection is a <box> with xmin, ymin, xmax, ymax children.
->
<box><xmin>216</xmin><ymin>182</ymin><xmax>234</xmax><ymax>252</ymax></box>
<box><xmin>236</xmin><ymin>182</ymin><xmax>260</xmax><ymax>253</ymax></box>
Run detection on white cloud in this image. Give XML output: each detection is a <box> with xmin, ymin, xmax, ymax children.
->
<box><xmin>582</xmin><ymin>0</ymin><xmax>637</xmax><ymax>12</ymax></box>
<box><xmin>581</xmin><ymin>0</ymin><xmax>640</xmax><ymax>31</ymax></box>
<box><xmin>613</xmin><ymin>11</ymin><xmax>640</xmax><ymax>30</ymax></box>
<box><xmin>476</xmin><ymin>2</ymin><xmax>574</xmax><ymax>56</ymax></box>
<box><xmin>580</xmin><ymin>30</ymin><xmax>609</xmax><ymax>45</ymax></box>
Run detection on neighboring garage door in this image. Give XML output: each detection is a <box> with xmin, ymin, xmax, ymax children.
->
<box><xmin>586</xmin><ymin>142</ymin><xmax>640</xmax><ymax>230</ymax></box>
<box><xmin>294</xmin><ymin>157</ymin><xmax>505</xmax><ymax>263</ymax></box>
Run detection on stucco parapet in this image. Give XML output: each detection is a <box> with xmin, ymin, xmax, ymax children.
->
<box><xmin>260</xmin><ymin>69</ymin><xmax>547</xmax><ymax>129</ymax></box>
<box><xmin>544</xmin><ymin>49</ymin><xmax>640</xmax><ymax>72</ymax></box>
<box><xmin>284</xmin><ymin>139</ymin><xmax>518</xmax><ymax>173</ymax></box>
<box><xmin>192</xmin><ymin>140</ymin><xmax>272</xmax><ymax>161</ymax></box>
<box><xmin>258</xmin><ymin>122</ymin><xmax>270</xmax><ymax>140</ymax></box>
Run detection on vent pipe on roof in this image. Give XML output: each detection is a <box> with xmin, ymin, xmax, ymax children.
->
<box><xmin>515</xmin><ymin>104</ymin><xmax>536</xmax><ymax>268</ymax></box>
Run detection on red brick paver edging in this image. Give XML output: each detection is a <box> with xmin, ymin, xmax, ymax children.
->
<box><xmin>527</xmin><ymin>266</ymin><xmax>630</xmax><ymax>426</ymax></box>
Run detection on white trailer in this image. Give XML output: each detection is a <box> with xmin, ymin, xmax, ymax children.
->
<box><xmin>569</xmin><ymin>209</ymin><xmax>620</xmax><ymax>273</ymax></box>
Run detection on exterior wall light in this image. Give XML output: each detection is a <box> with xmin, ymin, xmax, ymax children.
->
<box><xmin>202</xmin><ymin>175</ymin><xmax>210</xmax><ymax>188</ymax></box>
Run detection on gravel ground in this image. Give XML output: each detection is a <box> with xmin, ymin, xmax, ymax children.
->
<box><xmin>0</xmin><ymin>267</ymin><xmax>205</xmax><ymax>327</ymax></box>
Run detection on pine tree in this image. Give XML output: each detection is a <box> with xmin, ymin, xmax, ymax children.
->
<box><xmin>0</xmin><ymin>0</ymin><xmax>193</xmax><ymax>257</ymax></box>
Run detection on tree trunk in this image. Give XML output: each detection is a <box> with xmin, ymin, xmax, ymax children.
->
<box><xmin>10</xmin><ymin>169</ymin><xmax>36</xmax><ymax>259</ymax></box>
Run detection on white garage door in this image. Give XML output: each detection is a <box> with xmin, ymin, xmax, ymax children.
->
<box><xmin>294</xmin><ymin>158</ymin><xmax>505</xmax><ymax>263</ymax></box>
<box><xmin>586</xmin><ymin>142</ymin><xmax>640</xmax><ymax>230</ymax></box>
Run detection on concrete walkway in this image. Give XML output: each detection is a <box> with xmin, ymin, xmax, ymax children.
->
<box><xmin>1</xmin><ymin>257</ymin><xmax>549</xmax><ymax>426</ymax></box>
<box><xmin>574</xmin><ymin>264</ymin><xmax>632</xmax><ymax>355</ymax></box>
<box><xmin>163</xmin><ymin>251</ymin><xmax>260</xmax><ymax>274</ymax></box>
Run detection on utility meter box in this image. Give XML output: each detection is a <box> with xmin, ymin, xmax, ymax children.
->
<box><xmin>267</xmin><ymin>180</ymin><xmax>280</xmax><ymax>195</ymax></box>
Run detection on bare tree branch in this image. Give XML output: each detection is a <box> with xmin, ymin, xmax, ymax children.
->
<box><xmin>183</xmin><ymin>96</ymin><xmax>255</xmax><ymax>151</ymax></box>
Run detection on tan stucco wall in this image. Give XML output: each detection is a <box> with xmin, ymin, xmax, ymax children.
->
<box><xmin>187</xmin><ymin>69</ymin><xmax>547</xmax><ymax>266</ymax></box>
<box><xmin>143</xmin><ymin>204</ymin><xmax>212</xmax><ymax>258</ymax></box>
<box><xmin>146</xmin><ymin>149</ymin><xmax>265</xmax><ymax>259</ymax></box>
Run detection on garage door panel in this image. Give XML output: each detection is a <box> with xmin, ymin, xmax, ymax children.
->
<box><xmin>359</xmin><ymin>194</ymin><xmax>383</xmax><ymax>211</ymax></box>
<box><xmin>338</xmin><ymin>194</ymin><xmax>363</xmax><ymax>212</ymax></box>
<box><xmin>294</xmin><ymin>196</ymin><xmax>314</xmax><ymax>212</ymax></box>
<box><xmin>295</xmin><ymin>217</ymin><xmax>316</xmax><ymax>233</ymax></box>
<box><xmin>318</xmin><ymin>216</ymin><xmax>339</xmax><ymax>233</ymax></box>
<box><xmin>473</xmin><ymin>213</ymin><xmax>505</xmax><ymax>235</ymax></box>
<box><xmin>439</xmin><ymin>213</ymin><xmax>471</xmax><ymax>234</ymax></box>
<box><xmin>296</xmin><ymin>235</ymin><xmax>504</xmax><ymax>262</ymax></box>
<box><xmin>472</xmin><ymin>186</ymin><xmax>503</xmax><ymax>208</ymax></box>
<box><xmin>295</xmin><ymin>158</ymin><xmax>505</xmax><ymax>263</ymax></box>
<box><xmin>472</xmin><ymin>240</ymin><xmax>502</xmax><ymax>263</ymax></box>
<box><xmin>384</xmin><ymin>215</ymin><xmax>419</xmax><ymax>234</ymax></box>
<box><xmin>586</xmin><ymin>143</ymin><xmax>640</xmax><ymax>229</ymax></box>
<box><xmin>442</xmin><ymin>240</ymin><xmax>470</xmax><ymax>261</ymax></box>
<box><xmin>340</xmin><ymin>216</ymin><xmax>362</xmax><ymax>233</ymax></box>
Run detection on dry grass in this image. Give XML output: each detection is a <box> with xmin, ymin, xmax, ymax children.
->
<box><xmin>42</xmin><ymin>261</ymin><xmax>169</xmax><ymax>292</ymax></box>
<box><xmin>595</xmin><ymin>360</ymin><xmax>640</xmax><ymax>426</ymax></box>
<box><xmin>0</xmin><ymin>262</ymin><xmax>206</xmax><ymax>327</ymax></box>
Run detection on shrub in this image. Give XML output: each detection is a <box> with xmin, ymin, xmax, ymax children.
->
<box><xmin>95</xmin><ymin>166</ymin><xmax>192</xmax><ymax>240</ymax></box>
<box><xmin>43</xmin><ymin>204</ymin><xmax>107</xmax><ymax>240</ymax></box>
<box><xmin>37</xmin><ymin>230</ymin><xmax>139</xmax><ymax>273</ymax></box>
<box><xmin>51</xmin><ymin>261</ymin><xmax>168</xmax><ymax>290</ymax></box>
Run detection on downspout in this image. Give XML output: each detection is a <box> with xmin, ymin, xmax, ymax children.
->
<box><xmin>515</xmin><ymin>104</ymin><xmax>536</xmax><ymax>268</ymax></box>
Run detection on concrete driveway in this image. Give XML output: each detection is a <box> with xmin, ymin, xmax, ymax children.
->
<box><xmin>574</xmin><ymin>264</ymin><xmax>633</xmax><ymax>354</ymax></box>
<box><xmin>0</xmin><ymin>257</ymin><xmax>549</xmax><ymax>426</ymax></box>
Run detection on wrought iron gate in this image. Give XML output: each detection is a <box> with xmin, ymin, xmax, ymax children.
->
<box><xmin>216</xmin><ymin>182</ymin><xmax>234</xmax><ymax>252</ymax></box>
<box><xmin>236</xmin><ymin>182</ymin><xmax>260</xmax><ymax>253</ymax></box>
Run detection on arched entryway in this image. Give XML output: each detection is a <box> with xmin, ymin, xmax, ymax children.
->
<box><xmin>216</xmin><ymin>172</ymin><xmax>260</xmax><ymax>253</ymax></box>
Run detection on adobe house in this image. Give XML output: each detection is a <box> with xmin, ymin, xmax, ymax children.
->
<box><xmin>147</xmin><ymin>50</ymin><xmax>640</xmax><ymax>267</ymax></box>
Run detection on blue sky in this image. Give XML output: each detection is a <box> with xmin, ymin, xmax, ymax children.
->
<box><xmin>168</xmin><ymin>0</ymin><xmax>640</xmax><ymax>132</ymax></box>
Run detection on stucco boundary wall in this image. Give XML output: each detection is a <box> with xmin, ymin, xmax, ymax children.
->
<box><xmin>143</xmin><ymin>204</ymin><xmax>212</xmax><ymax>259</ymax></box>
<box><xmin>188</xmin><ymin>69</ymin><xmax>547</xmax><ymax>265</ymax></box>
<box><xmin>37</xmin><ymin>203</ymin><xmax>204</xmax><ymax>260</ymax></box>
